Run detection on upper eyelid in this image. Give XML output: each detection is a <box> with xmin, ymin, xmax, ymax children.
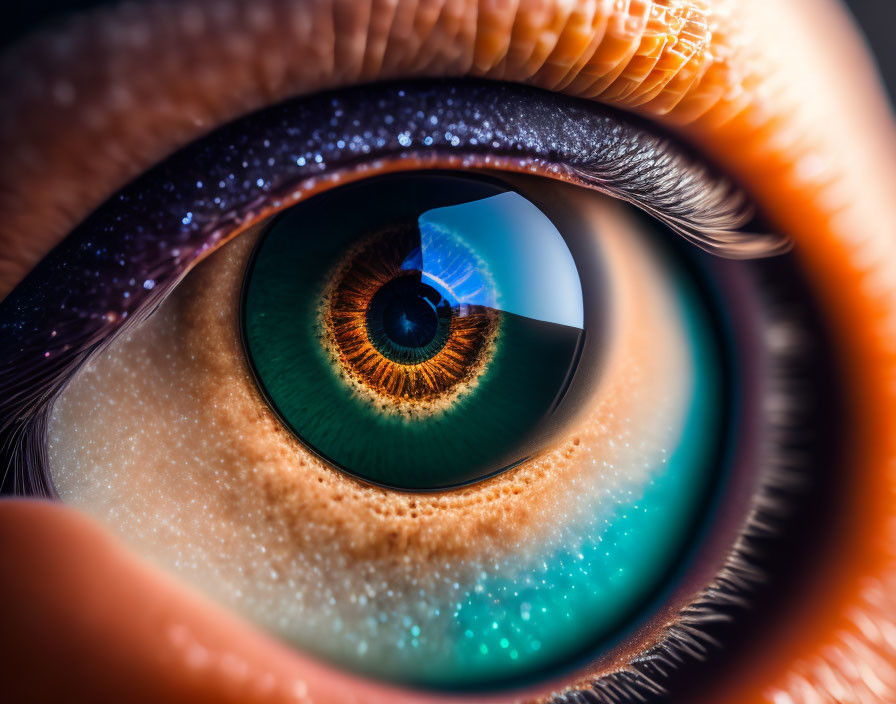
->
<box><xmin>0</xmin><ymin>0</ymin><xmax>788</xmax><ymax>299</ymax></box>
<box><xmin>0</xmin><ymin>78</ymin><xmax>774</xmax><ymax>455</ymax></box>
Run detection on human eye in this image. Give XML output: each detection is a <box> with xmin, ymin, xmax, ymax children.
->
<box><xmin>1</xmin><ymin>3</ymin><xmax>895</xmax><ymax>704</ymax></box>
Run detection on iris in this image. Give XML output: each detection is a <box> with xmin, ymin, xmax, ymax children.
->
<box><xmin>241</xmin><ymin>173</ymin><xmax>599</xmax><ymax>490</ymax></box>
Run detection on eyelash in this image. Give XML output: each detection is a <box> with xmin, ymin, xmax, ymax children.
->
<box><xmin>0</xmin><ymin>78</ymin><xmax>838</xmax><ymax>702</ymax></box>
<box><xmin>1</xmin><ymin>78</ymin><xmax>769</xmax><ymax>494</ymax></box>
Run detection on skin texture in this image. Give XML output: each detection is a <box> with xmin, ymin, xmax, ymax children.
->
<box><xmin>46</xmin><ymin>195</ymin><xmax>717</xmax><ymax>693</ymax></box>
<box><xmin>1</xmin><ymin>0</ymin><xmax>895</xmax><ymax>703</ymax></box>
<box><xmin>48</xmin><ymin>201</ymin><xmax>690</xmax><ymax>565</ymax></box>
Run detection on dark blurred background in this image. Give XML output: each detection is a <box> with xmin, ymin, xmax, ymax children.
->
<box><xmin>1</xmin><ymin>0</ymin><xmax>895</xmax><ymax>106</ymax></box>
<box><xmin>845</xmin><ymin>0</ymin><xmax>896</xmax><ymax>104</ymax></box>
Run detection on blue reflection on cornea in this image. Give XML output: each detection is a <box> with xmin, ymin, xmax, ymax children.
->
<box><xmin>415</xmin><ymin>192</ymin><xmax>584</xmax><ymax>329</ymax></box>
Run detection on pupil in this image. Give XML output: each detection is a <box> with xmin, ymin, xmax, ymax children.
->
<box><xmin>381</xmin><ymin>286</ymin><xmax>439</xmax><ymax>348</ymax></box>
<box><xmin>366</xmin><ymin>275</ymin><xmax>451</xmax><ymax>363</ymax></box>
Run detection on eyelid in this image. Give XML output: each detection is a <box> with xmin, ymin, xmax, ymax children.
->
<box><xmin>0</xmin><ymin>0</ymin><xmax>848</xmax><ymax>296</ymax></box>
<box><xmin>0</xmin><ymin>78</ymin><xmax>772</xmax><ymax>500</ymax></box>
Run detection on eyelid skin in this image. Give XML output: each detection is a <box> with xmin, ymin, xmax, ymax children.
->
<box><xmin>0</xmin><ymin>78</ymin><xmax>777</xmax><ymax>503</ymax></box>
<box><xmin>1</xmin><ymin>1</ymin><xmax>896</xmax><ymax>703</ymax></box>
<box><xmin>0</xmin><ymin>0</ymin><xmax>888</xmax><ymax>292</ymax></box>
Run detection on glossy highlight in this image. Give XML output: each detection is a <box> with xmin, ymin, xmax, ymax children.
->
<box><xmin>321</xmin><ymin>225</ymin><xmax>499</xmax><ymax>410</ymax></box>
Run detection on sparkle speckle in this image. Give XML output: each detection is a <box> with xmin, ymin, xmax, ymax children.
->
<box><xmin>46</xmin><ymin>209</ymin><xmax>715</xmax><ymax>688</ymax></box>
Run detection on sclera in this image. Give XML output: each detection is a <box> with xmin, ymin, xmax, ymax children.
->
<box><xmin>47</xmin><ymin>180</ymin><xmax>725</xmax><ymax>689</ymax></box>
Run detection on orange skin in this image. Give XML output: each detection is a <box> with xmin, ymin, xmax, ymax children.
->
<box><xmin>1</xmin><ymin>1</ymin><xmax>895</xmax><ymax>702</ymax></box>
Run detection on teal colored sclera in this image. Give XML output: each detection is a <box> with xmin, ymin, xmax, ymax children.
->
<box><xmin>423</xmin><ymin>257</ymin><xmax>725</xmax><ymax>687</ymax></box>
<box><xmin>290</xmin><ymin>232</ymin><xmax>726</xmax><ymax>690</ymax></box>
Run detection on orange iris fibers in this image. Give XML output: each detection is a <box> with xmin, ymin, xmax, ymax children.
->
<box><xmin>323</xmin><ymin>226</ymin><xmax>499</xmax><ymax>408</ymax></box>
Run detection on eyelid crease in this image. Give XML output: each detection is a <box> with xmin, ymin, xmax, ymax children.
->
<box><xmin>3</xmin><ymin>2</ymin><xmax>896</xmax><ymax>703</ymax></box>
<box><xmin>0</xmin><ymin>0</ymin><xmax>760</xmax><ymax>296</ymax></box>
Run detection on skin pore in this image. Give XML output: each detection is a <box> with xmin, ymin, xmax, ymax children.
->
<box><xmin>1</xmin><ymin>1</ymin><xmax>896</xmax><ymax>703</ymax></box>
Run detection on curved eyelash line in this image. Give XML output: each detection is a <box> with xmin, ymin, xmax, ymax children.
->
<box><xmin>572</xmin><ymin>154</ymin><xmax>782</xmax><ymax>260</ymax></box>
<box><xmin>554</xmin><ymin>312</ymin><xmax>815</xmax><ymax>704</ymax></box>
<box><xmin>0</xmin><ymin>78</ymin><xmax>805</xmax><ymax>702</ymax></box>
<box><xmin>0</xmin><ymin>78</ymin><xmax>783</xmax><ymax>495</ymax></box>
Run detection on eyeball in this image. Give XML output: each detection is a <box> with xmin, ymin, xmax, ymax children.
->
<box><xmin>243</xmin><ymin>173</ymin><xmax>595</xmax><ymax>490</ymax></box>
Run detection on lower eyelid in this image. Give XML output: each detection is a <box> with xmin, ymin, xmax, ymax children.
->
<box><xmin>0</xmin><ymin>500</ymin><xmax>526</xmax><ymax>704</ymax></box>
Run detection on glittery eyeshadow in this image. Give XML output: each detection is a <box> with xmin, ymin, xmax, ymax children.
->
<box><xmin>0</xmin><ymin>79</ymin><xmax>783</xmax><ymax>495</ymax></box>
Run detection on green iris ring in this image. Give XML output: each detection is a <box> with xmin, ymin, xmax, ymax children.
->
<box><xmin>241</xmin><ymin>172</ymin><xmax>597</xmax><ymax>491</ymax></box>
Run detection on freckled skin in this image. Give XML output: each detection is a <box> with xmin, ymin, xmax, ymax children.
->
<box><xmin>46</xmin><ymin>191</ymin><xmax>691</xmax><ymax>592</ymax></box>
<box><xmin>1</xmin><ymin>0</ymin><xmax>896</xmax><ymax>703</ymax></box>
